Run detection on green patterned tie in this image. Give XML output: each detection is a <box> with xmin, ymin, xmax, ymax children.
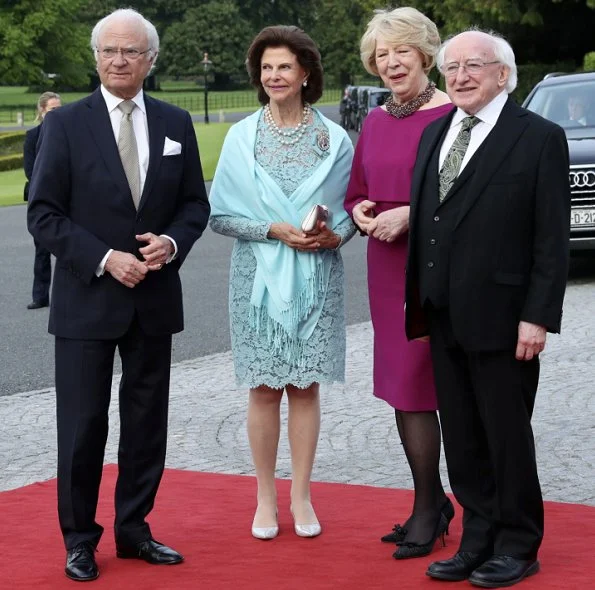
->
<box><xmin>117</xmin><ymin>100</ymin><xmax>141</xmax><ymax>209</ymax></box>
<box><xmin>439</xmin><ymin>116</ymin><xmax>480</xmax><ymax>202</ymax></box>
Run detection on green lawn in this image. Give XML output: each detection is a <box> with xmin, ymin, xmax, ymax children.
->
<box><xmin>0</xmin><ymin>169</ymin><xmax>26</xmax><ymax>206</ymax></box>
<box><xmin>0</xmin><ymin>122</ymin><xmax>231</xmax><ymax>207</ymax></box>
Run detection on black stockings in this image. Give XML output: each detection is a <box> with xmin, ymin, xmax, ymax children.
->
<box><xmin>395</xmin><ymin>409</ymin><xmax>447</xmax><ymax>544</ymax></box>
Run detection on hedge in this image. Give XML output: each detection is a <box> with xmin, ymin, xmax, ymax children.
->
<box><xmin>0</xmin><ymin>153</ymin><xmax>24</xmax><ymax>172</ymax></box>
<box><xmin>0</xmin><ymin>131</ymin><xmax>26</xmax><ymax>156</ymax></box>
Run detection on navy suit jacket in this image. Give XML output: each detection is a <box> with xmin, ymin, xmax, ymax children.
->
<box><xmin>27</xmin><ymin>88</ymin><xmax>210</xmax><ymax>339</ymax></box>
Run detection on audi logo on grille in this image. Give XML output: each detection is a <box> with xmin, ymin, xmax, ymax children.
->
<box><xmin>569</xmin><ymin>170</ymin><xmax>595</xmax><ymax>188</ymax></box>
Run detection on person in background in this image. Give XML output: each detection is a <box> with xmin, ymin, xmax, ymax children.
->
<box><xmin>23</xmin><ymin>91</ymin><xmax>61</xmax><ymax>309</ymax></box>
<box><xmin>210</xmin><ymin>25</ymin><xmax>355</xmax><ymax>541</ymax></box>
<box><xmin>567</xmin><ymin>94</ymin><xmax>588</xmax><ymax>125</ymax></box>
<box><xmin>405</xmin><ymin>30</ymin><xmax>569</xmax><ymax>587</ymax></box>
<box><xmin>27</xmin><ymin>8</ymin><xmax>210</xmax><ymax>582</ymax></box>
<box><xmin>344</xmin><ymin>7</ymin><xmax>453</xmax><ymax>561</ymax></box>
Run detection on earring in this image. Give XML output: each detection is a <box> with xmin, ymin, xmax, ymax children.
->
<box><xmin>303</xmin><ymin>80</ymin><xmax>308</xmax><ymax>87</ymax></box>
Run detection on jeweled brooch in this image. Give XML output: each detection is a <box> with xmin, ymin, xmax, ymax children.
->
<box><xmin>316</xmin><ymin>131</ymin><xmax>330</xmax><ymax>151</ymax></box>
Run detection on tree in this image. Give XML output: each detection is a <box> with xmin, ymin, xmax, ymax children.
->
<box><xmin>160</xmin><ymin>1</ymin><xmax>252</xmax><ymax>88</ymax></box>
<box><xmin>312</xmin><ymin>0</ymin><xmax>370</xmax><ymax>87</ymax></box>
<box><xmin>238</xmin><ymin>0</ymin><xmax>316</xmax><ymax>32</ymax></box>
<box><xmin>0</xmin><ymin>0</ymin><xmax>92</xmax><ymax>88</ymax></box>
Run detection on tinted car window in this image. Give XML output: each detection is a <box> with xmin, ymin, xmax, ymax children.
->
<box><xmin>525</xmin><ymin>80</ymin><xmax>595</xmax><ymax>129</ymax></box>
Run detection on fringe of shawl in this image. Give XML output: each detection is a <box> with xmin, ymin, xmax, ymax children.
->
<box><xmin>249</xmin><ymin>260</ymin><xmax>327</xmax><ymax>367</ymax></box>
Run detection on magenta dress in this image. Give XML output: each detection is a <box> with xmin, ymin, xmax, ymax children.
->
<box><xmin>345</xmin><ymin>104</ymin><xmax>453</xmax><ymax>411</ymax></box>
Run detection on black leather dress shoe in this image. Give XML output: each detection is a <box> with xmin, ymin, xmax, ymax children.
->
<box><xmin>116</xmin><ymin>539</ymin><xmax>184</xmax><ymax>565</ymax></box>
<box><xmin>426</xmin><ymin>551</ymin><xmax>488</xmax><ymax>581</ymax></box>
<box><xmin>65</xmin><ymin>542</ymin><xmax>99</xmax><ymax>582</ymax></box>
<box><xmin>27</xmin><ymin>300</ymin><xmax>49</xmax><ymax>310</ymax></box>
<box><xmin>468</xmin><ymin>555</ymin><xmax>540</xmax><ymax>588</ymax></box>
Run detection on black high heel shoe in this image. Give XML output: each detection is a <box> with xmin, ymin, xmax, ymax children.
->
<box><xmin>392</xmin><ymin>513</ymin><xmax>449</xmax><ymax>560</ymax></box>
<box><xmin>381</xmin><ymin>497</ymin><xmax>454</xmax><ymax>544</ymax></box>
<box><xmin>381</xmin><ymin>523</ymin><xmax>408</xmax><ymax>543</ymax></box>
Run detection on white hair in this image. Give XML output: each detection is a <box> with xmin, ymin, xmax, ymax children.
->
<box><xmin>90</xmin><ymin>8</ymin><xmax>159</xmax><ymax>72</ymax></box>
<box><xmin>437</xmin><ymin>29</ymin><xmax>517</xmax><ymax>94</ymax></box>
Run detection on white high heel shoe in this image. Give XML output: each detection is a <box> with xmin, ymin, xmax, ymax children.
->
<box><xmin>291</xmin><ymin>506</ymin><xmax>322</xmax><ymax>538</ymax></box>
<box><xmin>251</xmin><ymin>508</ymin><xmax>279</xmax><ymax>540</ymax></box>
<box><xmin>251</xmin><ymin>524</ymin><xmax>279</xmax><ymax>540</ymax></box>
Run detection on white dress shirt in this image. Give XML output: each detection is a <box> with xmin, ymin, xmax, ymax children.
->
<box><xmin>439</xmin><ymin>90</ymin><xmax>509</xmax><ymax>173</ymax></box>
<box><xmin>96</xmin><ymin>85</ymin><xmax>177</xmax><ymax>276</ymax></box>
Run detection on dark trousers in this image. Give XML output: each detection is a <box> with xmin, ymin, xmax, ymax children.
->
<box><xmin>55</xmin><ymin>316</ymin><xmax>172</xmax><ymax>550</ymax></box>
<box><xmin>427</xmin><ymin>307</ymin><xmax>543</xmax><ymax>560</ymax></box>
<box><xmin>32</xmin><ymin>239</ymin><xmax>51</xmax><ymax>303</ymax></box>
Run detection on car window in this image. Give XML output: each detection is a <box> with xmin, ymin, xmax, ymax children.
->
<box><xmin>525</xmin><ymin>80</ymin><xmax>595</xmax><ymax>129</ymax></box>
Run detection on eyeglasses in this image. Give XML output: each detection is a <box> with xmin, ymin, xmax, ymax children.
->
<box><xmin>441</xmin><ymin>60</ymin><xmax>500</xmax><ymax>77</ymax></box>
<box><xmin>98</xmin><ymin>48</ymin><xmax>152</xmax><ymax>61</ymax></box>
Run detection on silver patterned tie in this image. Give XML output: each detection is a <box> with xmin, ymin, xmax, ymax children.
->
<box><xmin>438</xmin><ymin>115</ymin><xmax>480</xmax><ymax>202</ymax></box>
<box><xmin>117</xmin><ymin>100</ymin><xmax>141</xmax><ymax>209</ymax></box>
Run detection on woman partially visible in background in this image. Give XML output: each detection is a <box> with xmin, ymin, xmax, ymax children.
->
<box><xmin>23</xmin><ymin>91</ymin><xmax>61</xmax><ymax>310</ymax></box>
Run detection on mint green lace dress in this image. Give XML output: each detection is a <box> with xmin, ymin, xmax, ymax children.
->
<box><xmin>210</xmin><ymin>111</ymin><xmax>356</xmax><ymax>389</ymax></box>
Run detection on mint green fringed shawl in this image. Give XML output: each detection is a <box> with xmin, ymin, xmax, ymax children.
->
<box><xmin>209</xmin><ymin>109</ymin><xmax>353</xmax><ymax>364</ymax></box>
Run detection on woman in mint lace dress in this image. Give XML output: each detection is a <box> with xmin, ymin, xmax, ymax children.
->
<box><xmin>209</xmin><ymin>26</ymin><xmax>355</xmax><ymax>541</ymax></box>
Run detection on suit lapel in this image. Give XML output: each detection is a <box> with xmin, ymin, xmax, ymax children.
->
<box><xmin>410</xmin><ymin>108</ymin><xmax>455</xmax><ymax>226</ymax></box>
<box><xmin>454</xmin><ymin>99</ymin><xmax>529</xmax><ymax>229</ymax></box>
<box><xmin>85</xmin><ymin>89</ymin><xmax>134</xmax><ymax>210</ymax></box>
<box><xmin>139</xmin><ymin>95</ymin><xmax>165</xmax><ymax>213</ymax></box>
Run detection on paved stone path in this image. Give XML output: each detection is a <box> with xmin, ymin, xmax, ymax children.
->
<box><xmin>1</xmin><ymin>274</ymin><xmax>594</xmax><ymax>505</ymax></box>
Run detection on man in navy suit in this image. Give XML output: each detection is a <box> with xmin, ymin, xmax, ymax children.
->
<box><xmin>27</xmin><ymin>8</ymin><xmax>210</xmax><ymax>582</ymax></box>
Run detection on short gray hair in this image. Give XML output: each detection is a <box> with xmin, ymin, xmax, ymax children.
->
<box><xmin>437</xmin><ymin>29</ymin><xmax>518</xmax><ymax>94</ymax></box>
<box><xmin>90</xmin><ymin>8</ymin><xmax>159</xmax><ymax>72</ymax></box>
<box><xmin>360</xmin><ymin>7</ymin><xmax>441</xmax><ymax>76</ymax></box>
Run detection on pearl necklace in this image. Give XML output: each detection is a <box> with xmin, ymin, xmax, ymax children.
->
<box><xmin>264</xmin><ymin>103</ymin><xmax>312</xmax><ymax>145</ymax></box>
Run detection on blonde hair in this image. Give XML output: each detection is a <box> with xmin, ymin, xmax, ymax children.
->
<box><xmin>35</xmin><ymin>91</ymin><xmax>61</xmax><ymax>122</ymax></box>
<box><xmin>360</xmin><ymin>7</ymin><xmax>441</xmax><ymax>76</ymax></box>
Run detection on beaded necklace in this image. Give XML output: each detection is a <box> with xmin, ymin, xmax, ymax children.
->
<box><xmin>264</xmin><ymin>103</ymin><xmax>312</xmax><ymax>145</ymax></box>
<box><xmin>384</xmin><ymin>81</ymin><xmax>436</xmax><ymax>119</ymax></box>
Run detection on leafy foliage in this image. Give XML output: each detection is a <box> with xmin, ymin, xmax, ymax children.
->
<box><xmin>160</xmin><ymin>1</ymin><xmax>252</xmax><ymax>88</ymax></box>
<box><xmin>1</xmin><ymin>0</ymin><xmax>594</xmax><ymax>90</ymax></box>
<box><xmin>0</xmin><ymin>0</ymin><xmax>92</xmax><ymax>88</ymax></box>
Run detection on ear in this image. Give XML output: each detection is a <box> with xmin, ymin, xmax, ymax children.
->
<box><xmin>498</xmin><ymin>65</ymin><xmax>509</xmax><ymax>88</ymax></box>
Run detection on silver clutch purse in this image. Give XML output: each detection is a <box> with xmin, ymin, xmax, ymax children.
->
<box><xmin>301</xmin><ymin>204</ymin><xmax>329</xmax><ymax>233</ymax></box>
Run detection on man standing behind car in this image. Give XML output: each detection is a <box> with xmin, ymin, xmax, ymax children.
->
<box><xmin>405</xmin><ymin>30</ymin><xmax>569</xmax><ymax>588</ymax></box>
<box><xmin>27</xmin><ymin>8</ymin><xmax>210</xmax><ymax>583</ymax></box>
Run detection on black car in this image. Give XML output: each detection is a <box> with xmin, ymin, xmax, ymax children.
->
<box><xmin>522</xmin><ymin>72</ymin><xmax>595</xmax><ymax>253</ymax></box>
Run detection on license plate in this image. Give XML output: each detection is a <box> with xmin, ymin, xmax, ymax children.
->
<box><xmin>571</xmin><ymin>208</ymin><xmax>595</xmax><ymax>226</ymax></box>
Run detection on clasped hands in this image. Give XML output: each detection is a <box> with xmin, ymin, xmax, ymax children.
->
<box><xmin>353</xmin><ymin>200</ymin><xmax>409</xmax><ymax>242</ymax></box>
<box><xmin>268</xmin><ymin>221</ymin><xmax>340</xmax><ymax>251</ymax></box>
<box><xmin>104</xmin><ymin>233</ymin><xmax>173</xmax><ymax>288</ymax></box>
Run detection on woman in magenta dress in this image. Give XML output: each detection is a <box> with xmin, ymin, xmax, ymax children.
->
<box><xmin>345</xmin><ymin>7</ymin><xmax>455</xmax><ymax>559</ymax></box>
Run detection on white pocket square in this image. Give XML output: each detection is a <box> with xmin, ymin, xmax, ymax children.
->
<box><xmin>163</xmin><ymin>137</ymin><xmax>182</xmax><ymax>156</ymax></box>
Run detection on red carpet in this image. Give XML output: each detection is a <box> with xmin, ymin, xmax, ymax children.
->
<box><xmin>0</xmin><ymin>465</ymin><xmax>592</xmax><ymax>589</ymax></box>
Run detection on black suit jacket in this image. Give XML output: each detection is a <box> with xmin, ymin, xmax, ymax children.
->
<box><xmin>27</xmin><ymin>88</ymin><xmax>210</xmax><ymax>339</ymax></box>
<box><xmin>405</xmin><ymin>99</ymin><xmax>570</xmax><ymax>350</ymax></box>
<box><xmin>23</xmin><ymin>124</ymin><xmax>41</xmax><ymax>201</ymax></box>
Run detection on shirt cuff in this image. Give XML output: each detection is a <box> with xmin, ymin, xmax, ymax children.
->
<box><xmin>161</xmin><ymin>235</ymin><xmax>178</xmax><ymax>262</ymax></box>
<box><xmin>96</xmin><ymin>249</ymin><xmax>113</xmax><ymax>277</ymax></box>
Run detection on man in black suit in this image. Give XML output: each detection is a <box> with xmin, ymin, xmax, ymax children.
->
<box><xmin>27</xmin><ymin>8</ymin><xmax>210</xmax><ymax>582</ymax></box>
<box><xmin>405</xmin><ymin>31</ymin><xmax>569</xmax><ymax>588</ymax></box>
<box><xmin>23</xmin><ymin>92</ymin><xmax>61</xmax><ymax>309</ymax></box>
